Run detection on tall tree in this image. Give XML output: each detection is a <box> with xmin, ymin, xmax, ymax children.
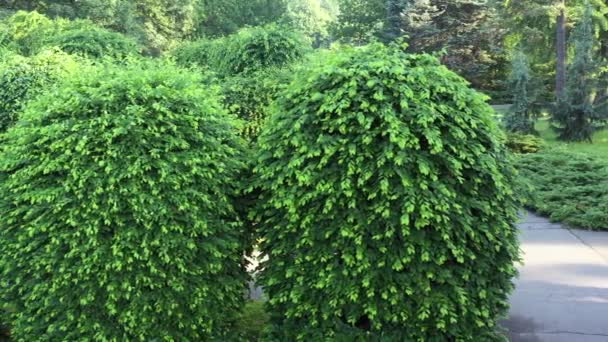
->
<box><xmin>556</xmin><ymin>0</ymin><xmax>567</xmax><ymax>99</ymax></box>
<box><xmin>506</xmin><ymin>50</ymin><xmax>538</xmax><ymax>133</ymax></box>
<box><xmin>553</xmin><ymin>2</ymin><xmax>603</xmax><ymax>141</ymax></box>
<box><xmin>385</xmin><ymin>0</ymin><xmax>407</xmax><ymax>42</ymax></box>
<box><xmin>502</xmin><ymin>0</ymin><xmax>608</xmax><ymax>101</ymax></box>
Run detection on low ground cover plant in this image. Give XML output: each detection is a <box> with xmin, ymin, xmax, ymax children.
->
<box><xmin>0</xmin><ymin>61</ymin><xmax>249</xmax><ymax>340</ymax></box>
<box><xmin>516</xmin><ymin>149</ymin><xmax>608</xmax><ymax>230</ymax></box>
<box><xmin>252</xmin><ymin>43</ymin><xmax>521</xmax><ymax>341</ymax></box>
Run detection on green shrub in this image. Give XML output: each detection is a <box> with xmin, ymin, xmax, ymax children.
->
<box><xmin>223</xmin><ymin>68</ymin><xmax>292</xmax><ymax>139</ymax></box>
<box><xmin>173</xmin><ymin>24</ymin><xmax>307</xmax><ymax>77</ymax></box>
<box><xmin>172</xmin><ymin>25</ymin><xmax>307</xmax><ymax>139</ymax></box>
<box><xmin>0</xmin><ymin>49</ymin><xmax>79</xmax><ymax>133</ymax></box>
<box><xmin>235</xmin><ymin>301</ymin><xmax>270</xmax><ymax>341</ymax></box>
<box><xmin>4</xmin><ymin>11</ymin><xmax>56</xmax><ymax>55</ymax></box>
<box><xmin>505</xmin><ymin>133</ymin><xmax>545</xmax><ymax>154</ymax></box>
<box><xmin>171</xmin><ymin>38</ymin><xmax>221</xmax><ymax>69</ymax></box>
<box><xmin>516</xmin><ymin>149</ymin><xmax>608</xmax><ymax>230</ymax></box>
<box><xmin>252</xmin><ymin>44</ymin><xmax>521</xmax><ymax>340</ymax></box>
<box><xmin>218</xmin><ymin>24</ymin><xmax>307</xmax><ymax>76</ymax></box>
<box><xmin>48</xmin><ymin>25</ymin><xmax>140</xmax><ymax>58</ymax></box>
<box><xmin>0</xmin><ymin>61</ymin><xmax>249</xmax><ymax>340</ymax></box>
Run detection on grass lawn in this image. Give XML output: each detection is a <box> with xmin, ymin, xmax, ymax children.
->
<box><xmin>491</xmin><ymin>105</ymin><xmax>608</xmax><ymax>158</ymax></box>
<box><xmin>535</xmin><ymin>119</ymin><xmax>608</xmax><ymax>158</ymax></box>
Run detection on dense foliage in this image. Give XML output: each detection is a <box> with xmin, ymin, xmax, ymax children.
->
<box><xmin>222</xmin><ymin>68</ymin><xmax>292</xmax><ymax>138</ymax></box>
<box><xmin>0</xmin><ymin>11</ymin><xmax>140</xmax><ymax>58</ymax></box>
<box><xmin>3</xmin><ymin>11</ymin><xmax>55</xmax><ymax>55</ymax></box>
<box><xmin>173</xmin><ymin>25</ymin><xmax>307</xmax><ymax>76</ymax></box>
<box><xmin>48</xmin><ymin>25</ymin><xmax>139</xmax><ymax>58</ymax></box>
<box><xmin>552</xmin><ymin>4</ymin><xmax>605</xmax><ymax>142</ymax></box>
<box><xmin>253</xmin><ymin>44</ymin><xmax>521</xmax><ymax>340</ymax></box>
<box><xmin>516</xmin><ymin>150</ymin><xmax>608</xmax><ymax>230</ymax></box>
<box><xmin>170</xmin><ymin>38</ymin><xmax>220</xmax><ymax>70</ymax></box>
<box><xmin>505</xmin><ymin>133</ymin><xmax>544</xmax><ymax>154</ymax></box>
<box><xmin>0</xmin><ymin>62</ymin><xmax>249</xmax><ymax>340</ymax></box>
<box><xmin>505</xmin><ymin>51</ymin><xmax>538</xmax><ymax>134</ymax></box>
<box><xmin>0</xmin><ymin>49</ymin><xmax>78</xmax><ymax>133</ymax></box>
<box><xmin>173</xmin><ymin>25</ymin><xmax>307</xmax><ymax>139</ymax></box>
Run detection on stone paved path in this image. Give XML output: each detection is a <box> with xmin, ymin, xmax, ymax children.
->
<box><xmin>505</xmin><ymin>211</ymin><xmax>608</xmax><ymax>342</ymax></box>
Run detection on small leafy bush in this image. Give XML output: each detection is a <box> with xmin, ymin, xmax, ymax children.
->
<box><xmin>253</xmin><ymin>44</ymin><xmax>521</xmax><ymax>340</ymax></box>
<box><xmin>505</xmin><ymin>133</ymin><xmax>545</xmax><ymax>154</ymax></box>
<box><xmin>223</xmin><ymin>68</ymin><xmax>292</xmax><ymax>139</ymax></box>
<box><xmin>0</xmin><ymin>61</ymin><xmax>249</xmax><ymax>340</ymax></box>
<box><xmin>171</xmin><ymin>38</ymin><xmax>222</xmax><ymax>70</ymax></box>
<box><xmin>217</xmin><ymin>24</ymin><xmax>307</xmax><ymax>76</ymax></box>
<box><xmin>516</xmin><ymin>149</ymin><xmax>608</xmax><ymax>230</ymax></box>
<box><xmin>0</xmin><ymin>49</ymin><xmax>79</xmax><ymax>133</ymax></box>
<box><xmin>235</xmin><ymin>301</ymin><xmax>270</xmax><ymax>341</ymax></box>
<box><xmin>3</xmin><ymin>11</ymin><xmax>56</xmax><ymax>55</ymax></box>
<box><xmin>173</xmin><ymin>24</ymin><xmax>307</xmax><ymax>77</ymax></box>
<box><xmin>48</xmin><ymin>25</ymin><xmax>139</xmax><ymax>58</ymax></box>
<box><xmin>172</xmin><ymin>25</ymin><xmax>307</xmax><ymax>139</ymax></box>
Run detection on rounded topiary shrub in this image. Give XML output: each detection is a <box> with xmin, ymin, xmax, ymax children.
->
<box><xmin>217</xmin><ymin>24</ymin><xmax>307</xmax><ymax>77</ymax></box>
<box><xmin>253</xmin><ymin>44</ymin><xmax>521</xmax><ymax>341</ymax></box>
<box><xmin>49</xmin><ymin>25</ymin><xmax>140</xmax><ymax>59</ymax></box>
<box><xmin>0</xmin><ymin>48</ymin><xmax>78</xmax><ymax>133</ymax></box>
<box><xmin>173</xmin><ymin>24</ymin><xmax>306</xmax><ymax>78</ymax></box>
<box><xmin>171</xmin><ymin>38</ymin><xmax>222</xmax><ymax>69</ymax></box>
<box><xmin>0</xmin><ymin>61</ymin><xmax>249</xmax><ymax>340</ymax></box>
<box><xmin>4</xmin><ymin>11</ymin><xmax>56</xmax><ymax>56</ymax></box>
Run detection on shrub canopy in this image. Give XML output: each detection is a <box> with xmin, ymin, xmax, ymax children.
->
<box><xmin>0</xmin><ymin>48</ymin><xmax>78</xmax><ymax>133</ymax></box>
<box><xmin>0</xmin><ymin>61</ymin><xmax>248</xmax><ymax>340</ymax></box>
<box><xmin>3</xmin><ymin>11</ymin><xmax>55</xmax><ymax>55</ymax></box>
<box><xmin>173</xmin><ymin>24</ymin><xmax>307</xmax><ymax>77</ymax></box>
<box><xmin>253</xmin><ymin>44</ymin><xmax>521</xmax><ymax>341</ymax></box>
<box><xmin>172</xmin><ymin>25</ymin><xmax>307</xmax><ymax>139</ymax></box>
<box><xmin>48</xmin><ymin>25</ymin><xmax>139</xmax><ymax>58</ymax></box>
<box><xmin>2</xmin><ymin>11</ymin><xmax>139</xmax><ymax>58</ymax></box>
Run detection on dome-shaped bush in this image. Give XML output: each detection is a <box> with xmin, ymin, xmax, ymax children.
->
<box><xmin>0</xmin><ymin>49</ymin><xmax>78</xmax><ymax>133</ymax></box>
<box><xmin>4</xmin><ymin>11</ymin><xmax>56</xmax><ymax>56</ymax></box>
<box><xmin>218</xmin><ymin>24</ymin><xmax>307</xmax><ymax>76</ymax></box>
<box><xmin>173</xmin><ymin>25</ymin><xmax>307</xmax><ymax>78</ymax></box>
<box><xmin>49</xmin><ymin>25</ymin><xmax>140</xmax><ymax>59</ymax></box>
<box><xmin>0</xmin><ymin>62</ymin><xmax>248</xmax><ymax>340</ymax></box>
<box><xmin>171</xmin><ymin>38</ymin><xmax>222</xmax><ymax>70</ymax></box>
<box><xmin>253</xmin><ymin>44</ymin><xmax>521</xmax><ymax>341</ymax></box>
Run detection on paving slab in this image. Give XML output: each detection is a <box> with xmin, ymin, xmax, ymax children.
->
<box><xmin>570</xmin><ymin>229</ymin><xmax>608</xmax><ymax>263</ymax></box>
<box><xmin>506</xmin><ymin>212</ymin><xmax>608</xmax><ymax>342</ymax></box>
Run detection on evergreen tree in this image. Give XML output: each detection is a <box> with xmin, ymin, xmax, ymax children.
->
<box><xmin>553</xmin><ymin>2</ymin><xmax>604</xmax><ymax>141</ymax></box>
<box><xmin>506</xmin><ymin>50</ymin><xmax>538</xmax><ymax>134</ymax></box>
<box><xmin>502</xmin><ymin>0</ymin><xmax>608</xmax><ymax>102</ymax></box>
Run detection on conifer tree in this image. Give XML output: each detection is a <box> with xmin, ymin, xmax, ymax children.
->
<box><xmin>505</xmin><ymin>51</ymin><xmax>538</xmax><ymax>134</ymax></box>
<box><xmin>553</xmin><ymin>2</ymin><xmax>604</xmax><ymax>141</ymax></box>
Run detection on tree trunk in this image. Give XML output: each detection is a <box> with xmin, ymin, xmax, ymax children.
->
<box><xmin>556</xmin><ymin>0</ymin><xmax>567</xmax><ymax>100</ymax></box>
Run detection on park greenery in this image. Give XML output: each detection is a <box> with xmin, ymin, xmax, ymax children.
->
<box><xmin>0</xmin><ymin>0</ymin><xmax>607</xmax><ymax>341</ymax></box>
